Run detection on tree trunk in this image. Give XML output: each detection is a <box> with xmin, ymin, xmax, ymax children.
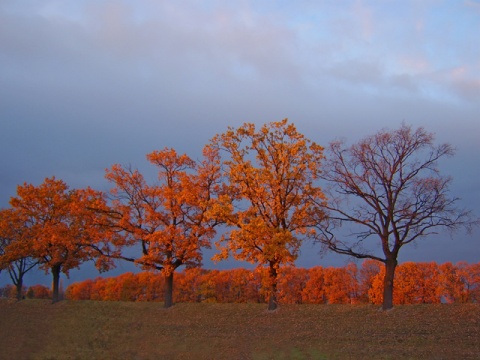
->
<box><xmin>164</xmin><ymin>272</ymin><xmax>174</xmax><ymax>308</ymax></box>
<box><xmin>15</xmin><ymin>277</ymin><xmax>23</xmax><ymax>301</ymax></box>
<box><xmin>268</xmin><ymin>262</ymin><xmax>278</xmax><ymax>311</ymax></box>
<box><xmin>51</xmin><ymin>264</ymin><xmax>62</xmax><ymax>304</ymax></box>
<box><xmin>382</xmin><ymin>258</ymin><xmax>397</xmax><ymax>310</ymax></box>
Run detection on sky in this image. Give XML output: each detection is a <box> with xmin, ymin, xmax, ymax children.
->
<box><xmin>1</xmin><ymin>0</ymin><xmax>479</xmax><ymax>287</ymax></box>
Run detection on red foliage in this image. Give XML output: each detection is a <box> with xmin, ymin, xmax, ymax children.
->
<box><xmin>26</xmin><ymin>285</ymin><xmax>52</xmax><ymax>299</ymax></box>
<box><xmin>65</xmin><ymin>261</ymin><xmax>480</xmax><ymax>305</ymax></box>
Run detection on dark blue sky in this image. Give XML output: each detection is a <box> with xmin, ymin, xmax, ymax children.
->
<box><xmin>1</xmin><ymin>1</ymin><xmax>479</xmax><ymax>287</ymax></box>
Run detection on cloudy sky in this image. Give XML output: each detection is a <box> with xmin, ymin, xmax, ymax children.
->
<box><xmin>1</xmin><ymin>1</ymin><xmax>479</xmax><ymax>285</ymax></box>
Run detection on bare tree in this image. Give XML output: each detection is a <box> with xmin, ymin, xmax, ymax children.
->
<box><xmin>315</xmin><ymin>124</ymin><xmax>477</xmax><ymax>310</ymax></box>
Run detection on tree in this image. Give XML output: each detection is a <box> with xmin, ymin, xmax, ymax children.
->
<box><xmin>3</xmin><ymin>177</ymin><xmax>106</xmax><ymax>303</ymax></box>
<box><xmin>302</xmin><ymin>267</ymin><xmax>326</xmax><ymax>304</ymax></box>
<box><xmin>322</xmin><ymin>264</ymin><xmax>359</xmax><ymax>304</ymax></box>
<box><xmin>316</xmin><ymin>124</ymin><xmax>476</xmax><ymax>310</ymax></box>
<box><xmin>210</xmin><ymin>119</ymin><xmax>326</xmax><ymax>310</ymax></box>
<box><xmin>0</xmin><ymin>208</ymin><xmax>38</xmax><ymax>300</ymax></box>
<box><xmin>358</xmin><ymin>259</ymin><xmax>383</xmax><ymax>303</ymax></box>
<box><xmin>100</xmin><ymin>147</ymin><xmax>221</xmax><ymax>308</ymax></box>
<box><xmin>26</xmin><ymin>284</ymin><xmax>52</xmax><ymax>299</ymax></box>
<box><xmin>277</xmin><ymin>267</ymin><xmax>308</xmax><ymax>304</ymax></box>
<box><xmin>439</xmin><ymin>262</ymin><xmax>480</xmax><ymax>303</ymax></box>
<box><xmin>65</xmin><ymin>279</ymin><xmax>94</xmax><ymax>301</ymax></box>
<box><xmin>455</xmin><ymin>262</ymin><xmax>480</xmax><ymax>303</ymax></box>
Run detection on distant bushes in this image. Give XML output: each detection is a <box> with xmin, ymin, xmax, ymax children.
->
<box><xmin>65</xmin><ymin>261</ymin><xmax>480</xmax><ymax>305</ymax></box>
<box><xmin>0</xmin><ymin>284</ymin><xmax>53</xmax><ymax>300</ymax></box>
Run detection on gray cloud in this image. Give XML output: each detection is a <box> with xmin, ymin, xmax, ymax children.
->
<box><xmin>0</xmin><ymin>0</ymin><xmax>478</xmax><ymax>286</ymax></box>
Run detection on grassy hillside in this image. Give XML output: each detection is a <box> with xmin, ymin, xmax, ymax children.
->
<box><xmin>0</xmin><ymin>299</ymin><xmax>478</xmax><ymax>359</ymax></box>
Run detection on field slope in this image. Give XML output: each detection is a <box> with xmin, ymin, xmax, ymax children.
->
<box><xmin>0</xmin><ymin>299</ymin><xmax>479</xmax><ymax>359</ymax></box>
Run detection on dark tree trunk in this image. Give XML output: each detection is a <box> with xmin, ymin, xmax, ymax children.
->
<box><xmin>268</xmin><ymin>262</ymin><xmax>278</xmax><ymax>311</ymax></box>
<box><xmin>51</xmin><ymin>264</ymin><xmax>62</xmax><ymax>304</ymax></box>
<box><xmin>164</xmin><ymin>272</ymin><xmax>174</xmax><ymax>308</ymax></box>
<box><xmin>15</xmin><ymin>277</ymin><xmax>23</xmax><ymax>301</ymax></box>
<box><xmin>382</xmin><ymin>258</ymin><xmax>398</xmax><ymax>310</ymax></box>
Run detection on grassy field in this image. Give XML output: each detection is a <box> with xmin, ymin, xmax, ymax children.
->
<box><xmin>0</xmin><ymin>299</ymin><xmax>479</xmax><ymax>359</ymax></box>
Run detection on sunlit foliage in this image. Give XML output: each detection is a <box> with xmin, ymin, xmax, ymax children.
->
<box><xmin>98</xmin><ymin>147</ymin><xmax>222</xmax><ymax>307</ymax></box>
<box><xmin>1</xmin><ymin>177</ymin><xmax>106</xmax><ymax>303</ymax></box>
<box><xmin>65</xmin><ymin>261</ymin><xmax>480</xmax><ymax>305</ymax></box>
<box><xmin>210</xmin><ymin>119</ymin><xmax>326</xmax><ymax>310</ymax></box>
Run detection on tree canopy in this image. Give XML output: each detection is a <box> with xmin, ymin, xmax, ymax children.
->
<box><xmin>99</xmin><ymin>147</ymin><xmax>222</xmax><ymax>308</ymax></box>
<box><xmin>210</xmin><ymin>119</ymin><xmax>326</xmax><ymax>310</ymax></box>
<box><xmin>1</xmin><ymin>177</ymin><xmax>106</xmax><ymax>302</ymax></box>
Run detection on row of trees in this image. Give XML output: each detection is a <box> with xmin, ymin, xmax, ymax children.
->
<box><xmin>0</xmin><ymin>120</ymin><xmax>476</xmax><ymax>310</ymax></box>
<box><xmin>64</xmin><ymin>262</ymin><xmax>480</xmax><ymax>305</ymax></box>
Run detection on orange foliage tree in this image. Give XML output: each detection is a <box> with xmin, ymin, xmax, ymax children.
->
<box><xmin>26</xmin><ymin>284</ymin><xmax>52</xmax><ymax>299</ymax></box>
<box><xmin>439</xmin><ymin>262</ymin><xmax>480</xmax><ymax>303</ymax></box>
<box><xmin>316</xmin><ymin>124</ymin><xmax>476</xmax><ymax>310</ymax></box>
<box><xmin>99</xmin><ymin>147</ymin><xmax>221</xmax><ymax>308</ymax></box>
<box><xmin>394</xmin><ymin>262</ymin><xmax>441</xmax><ymax>304</ymax></box>
<box><xmin>65</xmin><ymin>279</ymin><xmax>95</xmax><ymax>301</ymax></box>
<box><xmin>456</xmin><ymin>262</ymin><xmax>480</xmax><ymax>302</ymax></box>
<box><xmin>0</xmin><ymin>208</ymin><xmax>38</xmax><ymax>300</ymax></box>
<box><xmin>277</xmin><ymin>267</ymin><xmax>309</xmax><ymax>304</ymax></box>
<box><xmin>210</xmin><ymin>119</ymin><xmax>326</xmax><ymax>310</ymax></box>
<box><xmin>174</xmin><ymin>268</ymin><xmax>203</xmax><ymax>302</ymax></box>
<box><xmin>358</xmin><ymin>259</ymin><xmax>383</xmax><ymax>304</ymax></box>
<box><xmin>322</xmin><ymin>264</ymin><xmax>360</xmax><ymax>304</ymax></box>
<box><xmin>2</xmin><ymin>177</ymin><xmax>106</xmax><ymax>303</ymax></box>
<box><xmin>301</xmin><ymin>266</ymin><xmax>326</xmax><ymax>304</ymax></box>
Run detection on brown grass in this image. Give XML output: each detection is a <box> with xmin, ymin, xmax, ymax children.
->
<box><xmin>0</xmin><ymin>299</ymin><xmax>479</xmax><ymax>359</ymax></box>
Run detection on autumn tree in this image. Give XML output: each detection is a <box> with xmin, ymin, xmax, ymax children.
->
<box><xmin>210</xmin><ymin>119</ymin><xmax>326</xmax><ymax>310</ymax></box>
<box><xmin>302</xmin><ymin>267</ymin><xmax>326</xmax><ymax>304</ymax></box>
<box><xmin>26</xmin><ymin>284</ymin><xmax>52</xmax><ymax>299</ymax></box>
<box><xmin>322</xmin><ymin>264</ymin><xmax>359</xmax><ymax>304</ymax></box>
<box><xmin>315</xmin><ymin>124</ymin><xmax>476</xmax><ymax>310</ymax></box>
<box><xmin>277</xmin><ymin>267</ymin><xmax>309</xmax><ymax>304</ymax></box>
<box><xmin>3</xmin><ymin>177</ymin><xmax>106</xmax><ymax>303</ymax></box>
<box><xmin>65</xmin><ymin>278</ymin><xmax>94</xmax><ymax>301</ymax></box>
<box><xmin>99</xmin><ymin>146</ymin><xmax>221</xmax><ymax>308</ymax></box>
<box><xmin>393</xmin><ymin>262</ymin><xmax>441</xmax><ymax>304</ymax></box>
<box><xmin>174</xmin><ymin>268</ymin><xmax>205</xmax><ymax>303</ymax></box>
<box><xmin>358</xmin><ymin>259</ymin><xmax>383</xmax><ymax>303</ymax></box>
<box><xmin>439</xmin><ymin>262</ymin><xmax>480</xmax><ymax>303</ymax></box>
<box><xmin>0</xmin><ymin>208</ymin><xmax>38</xmax><ymax>300</ymax></box>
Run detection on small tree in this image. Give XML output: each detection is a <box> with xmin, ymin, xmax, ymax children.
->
<box><xmin>210</xmin><ymin>119</ymin><xmax>326</xmax><ymax>310</ymax></box>
<box><xmin>4</xmin><ymin>177</ymin><xmax>106</xmax><ymax>303</ymax></box>
<box><xmin>0</xmin><ymin>208</ymin><xmax>39</xmax><ymax>300</ymax></box>
<box><xmin>316</xmin><ymin>124</ymin><xmax>476</xmax><ymax>310</ymax></box>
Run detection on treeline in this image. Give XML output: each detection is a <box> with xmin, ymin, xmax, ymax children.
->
<box><xmin>0</xmin><ymin>284</ymin><xmax>54</xmax><ymax>300</ymax></box>
<box><xmin>65</xmin><ymin>261</ymin><xmax>480</xmax><ymax>305</ymax></box>
<box><xmin>0</xmin><ymin>121</ymin><xmax>475</xmax><ymax>310</ymax></box>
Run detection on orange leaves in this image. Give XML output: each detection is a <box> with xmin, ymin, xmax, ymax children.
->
<box><xmin>103</xmin><ymin>147</ymin><xmax>222</xmax><ymax>307</ymax></box>
<box><xmin>64</xmin><ymin>261</ymin><xmax>480</xmax><ymax>305</ymax></box>
<box><xmin>0</xmin><ymin>177</ymin><xmax>110</xmax><ymax>302</ymax></box>
<box><xmin>2</xmin><ymin>177</ymin><xmax>102</xmax><ymax>274</ymax></box>
<box><xmin>147</xmin><ymin>147</ymin><xmax>196</xmax><ymax>175</ymax></box>
<box><xmin>105</xmin><ymin>147</ymin><xmax>218</xmax><ymax>271</ymax></box>
<box><xmin>210</xmin><ymin>119</ymin><xmax>326</xmax><ymax>266</ymax></box>
<box><xmin>209</xmin><ymin>119</ymin><xmax>326</xmax><ymax>309</ymax></box>
<box><xmin>438</xmin><ymin>262</ymin><xmax>480</xmax><ymax>303</ymax></box>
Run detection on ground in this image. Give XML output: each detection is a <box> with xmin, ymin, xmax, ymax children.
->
<box><xmin>0</xmin><ymin>299</ymin><xmax>478</xmax><ymax>359</ymax></box>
